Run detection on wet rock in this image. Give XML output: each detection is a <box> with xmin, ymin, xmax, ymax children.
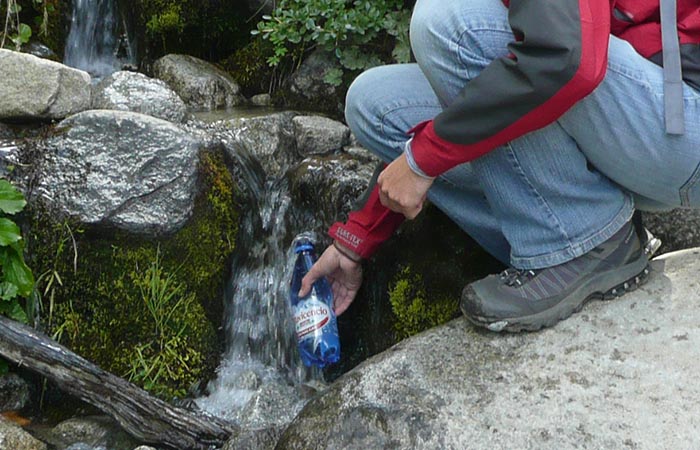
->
<box><xmin>92</xmin><ymin>71</ymin><xmax>188</xmax><ymax>123</ymax></box>
<box><xmin>292</xmin><ymin>115</ymin><xmax>350</xmax><ymax>156</ymax></box>
<box><xmin>0</xmin><ymin>416</ymin><xmax>46</xmax><ymax>450</ymax></box>
<box><xmin>0</xmin><ymin>373</ymin><xmax>30</xmax><ymax>412</ymax></box>
<box><xmin>238</xmin><ymin>383</ymin><xmax>305</xmax><ymax>429</ymax></box>
<box><xmin>278</xmin><ymin>248</ymin><xmax>700</xmax><ymax>449</ymax></box>
<box><xmin>24</xmin><ymin>42</ymin><xmax>59</xmax><ymax>61</ymax></box>
<box><xmin>34</xmin><ymin>110</ymin><xmax>201</xmax><ymax>234</ymax></box>
<box><xmin>643</xmin><ymin>209</ymin><xmax>700</xmax><ymax>253</ymax></box>
<box><xmin>50</xmin><ymin>416</ymin><xmax>135</xmax><ymax>450</ymax></box>
<box><xmin>152</xmin><ymin>54</ymin><xmax>245</xmax><ymax>110</ymax></box>
<box><xmin>223</xmin><ymin>425</ymin><xmax>285</xmax><ymax>450</ymax></box>
<box><xmin>199</xmin><ymin>111</ymin><xmax>299</xmax><ymax>176</ymax></box>
<box><xmin>64</xmin><ymin>444</ymin><xmax>102</xmax><ymax>450</ymax></box>
<box><xmin>288</xmin><ymin>151</ymin><xmax>376</xmax><ymax>227</ymax></box>
<box><xmin>0</xmin><ymin>49</ymin><xmax>91</xmax><ymax>121</ymax></box>
<box><xmin>132</xmin><ymin>446</ymin><xmax>157</xmax><ymax>450</ymax></box>
<box><xmin>251</xmin><ymin>94</ymin><xmax>272</xmax><ymax>106</ymax></box>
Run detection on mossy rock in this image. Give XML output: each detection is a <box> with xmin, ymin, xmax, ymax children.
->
<box><xmin>26</xmin><ymin>149</ymin><xmax>239</xmax><ymax>399</ymax></box>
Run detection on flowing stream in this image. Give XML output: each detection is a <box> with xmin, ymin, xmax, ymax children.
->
<box><xmin>64</xmin><ymin>0</ymin><xmax>136</xmax><ymax>77</ymax></box>
<box><xmin>195</xmin><ymin>139</ymin><xmax>323</xmax><ymax>428</ymax></box>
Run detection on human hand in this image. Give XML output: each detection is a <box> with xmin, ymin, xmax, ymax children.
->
<box><xmin>377</xmin><ymin>153</ymin><xmax>434</xmax><ymax>219</ymax></box>
<box><xmin>299</xmin><ymin>243</ymin><xmax>363</xmax><ymax>316</ymax></box>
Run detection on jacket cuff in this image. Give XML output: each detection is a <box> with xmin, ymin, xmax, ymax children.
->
<box><xmin>404</xmin><ymin>139</ymin><xmax>435</xmax><ymax>180</ymax></box>
<box><xmin>328</xmin><ymin>222</ymin><xmax>379</xmax><ymax>259</ymax></box>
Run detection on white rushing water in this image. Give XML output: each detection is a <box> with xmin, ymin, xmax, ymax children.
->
<box><xmin>196</xmin><ymin>142</ymin><xmax>323</xmax><ymax>427</ymax></box>
<box><xmin>64</xmin><ymin>0</ymin><xmax>136</xmax><ymax>77</ymax></box>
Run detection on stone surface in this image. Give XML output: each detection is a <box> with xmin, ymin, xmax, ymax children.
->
<box><xmin>0</xmin><ymin>49</ymin><xmax>91</xmax><ymax>121</ymax></box>
<box><xmin>250</xmin><ymin>94</ymin><xmax>272</xmax><ymax>106</ymax></box>
<box><xmin>193</xmin><ymin>111</ymin><xmax>299</xmax><ymax>177</ymax></box>
<box><xmin>152</xmin><ymin>54</ymin><xmax>245</xmax><ymax>110</ymax></box>
<box><xmin>34</xmin><ymin>110</ymin><xmax>201</xmax><ymax>234</ymax></box>
<box><xmin>292</xmin><ymin>115</ymin><xmax>350</xmax><ymax>156</ymax></box>
<box><xmin>278</xmin><ymin>248</ymin><xmax>700</xmax><ymax>449</ymax></box>
<box><xmin>92</xmin><ymin>71</ymin><xmax>188</xmax><ymax>123</ymax></box>
<box><xmin>286</xmin><ymin>50</ymin><xmax>342</xmax><ymax>112</ymax></box>
<box><xmin>0</xmin><ymin>416</ymin><xmax>46</xmax><ymax>450</ymax></box>
<box><xmin>0</xmin><ymin>373</ymin><xmax>30</xmax><ymax>412</ymax></box>
<box><xmin>289</xmin><ymin>152</ymin><xmax>376</xmax><ymax>227</ymax></box>
<box><xmin>644</xmin><ymin>209</ymin><xmax>700</xmax><ymax>254</ymax></box>
<box><xmin>24</xmin><ymin>42</ymin><xmax>59</xmax><ymax>61</ymax></box>
<box><xmin>49</xmin><ymin>416</ymin><xmax>135</xmax><ymax>450</ymax></box>
<box><xmin>223</xmin><ymin>426</ymin><xmax>285</xmax><ymax>450</ymax></box>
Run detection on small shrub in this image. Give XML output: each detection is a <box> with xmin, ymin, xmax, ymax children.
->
<box><xmin>253</xmin><ymin>0</ymin><xmax>412</xmax><ymax>86</ymax></box>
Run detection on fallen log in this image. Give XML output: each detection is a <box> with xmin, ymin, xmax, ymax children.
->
<box><xmin>0</xmin><ymin>315</ymin><xmax>237</xmax><ymax>449</ymax></box>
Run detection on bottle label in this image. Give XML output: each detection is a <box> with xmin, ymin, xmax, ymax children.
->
<box><xmin>294</xmin><ymin>298</ymin><xmax>331</xmax><ymax>340</ymax></box>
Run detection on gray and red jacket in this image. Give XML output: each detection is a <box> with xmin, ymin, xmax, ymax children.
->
<box><xmin>330</xmin><ymin>0</ymin><xmax>700</xmax><ymax>259</ymax></box>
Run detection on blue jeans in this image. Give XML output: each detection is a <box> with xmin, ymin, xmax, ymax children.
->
<box><xmin>345</xmin><ymin>0</ymin><xmax>700</xmax><ymax>269</ymax></box>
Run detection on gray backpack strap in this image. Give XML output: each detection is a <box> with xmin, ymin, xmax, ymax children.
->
<box><xmin>660</xmin><ymin>0</ymin><xmax>685</xmax><ymax>134</ymax></box>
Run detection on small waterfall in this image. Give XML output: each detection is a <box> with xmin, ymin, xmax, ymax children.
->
<box><xmin>196</xmin><ymin>143</ymin><xmax>323</xmax><ymax>427</ymax></box>
<box><xmin>64</xmin><ymin>0</ymin><xmax>136</xmax><ymax>77</ymax></box>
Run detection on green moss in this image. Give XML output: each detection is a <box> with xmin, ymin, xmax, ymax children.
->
<box><xmin>135</xmin><ymin>0</ymin><xmax>250</xmax><ymax>60</ymax></box>
<box><xmin>27</xmin><ymin>149</ymin><xmax>239</xmax><ymax>399</ymax></box>
<box><xmin>219</xmin><ymin>39</ymin><xmax>276</xmax><ymax>97</ymax></box>
<box><xmin>388</xmin><ymin>266</ymin><xmax>458</xmax><ymax>340</ymax></box>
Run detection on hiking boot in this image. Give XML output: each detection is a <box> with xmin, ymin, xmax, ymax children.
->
<box><xmin>460</xmin><ymin>221</ymin><xmax>650</xmax><ymax>332</ymax></box>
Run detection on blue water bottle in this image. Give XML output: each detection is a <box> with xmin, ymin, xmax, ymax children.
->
<box><xmin>289</xmin><ymin>235</ymin><xmax>340</xmax><ymax>368</ymax></box>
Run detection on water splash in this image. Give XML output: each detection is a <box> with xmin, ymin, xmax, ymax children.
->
<box><xmin>196</xmin><ymin>142</ymin><xmax>323</xmax><ymax>426</ymax></box>
<box><xmin>64</xmin><ymin>0</ymin><xmax>136</xmax><ymax>77</ymax></box>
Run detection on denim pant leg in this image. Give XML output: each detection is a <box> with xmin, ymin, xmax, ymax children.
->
<box><xmin>408</xmin><ymin>0</ymin><xmax>633</xmax><ymax>269</ymax></box>
<box><xmin>346</xmin><ymin>64</ymin><xmax>512</xmax><ymax>264</ymax></box>
<box><xmin>559</xmin><ymin>36</ymin><xmax>700</xmax><ymax>210</ymax></box>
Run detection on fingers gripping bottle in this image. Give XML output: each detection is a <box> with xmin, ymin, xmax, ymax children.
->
<box><xmin>289</xmin><ymin>235</ymin><xmax>340</xmax><ymax>368</ymax></box>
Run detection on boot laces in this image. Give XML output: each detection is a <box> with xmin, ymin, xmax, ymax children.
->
<box><xmin>499</xmin><ymin>268</ymin><xmax>539</xmax><ymax>287</ymax></box>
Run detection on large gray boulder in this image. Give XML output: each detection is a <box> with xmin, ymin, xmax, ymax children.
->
<box><xmin>0</xmin><ymin>49</ymin><xmax>90</xmax><ymax>121</ymax></box>
<box><xmin>278</xmin><ymin>249</ymin><xmax>700</xmax><ymax>449</ymax></box>
<box><xmin>92</xmin><ymin>71</ymin><xmax>188</xmax><ymax>123</ymax></box>
<box><xmin>0</xmin><ymin>416</ymin><xmax>46</xmax><ymax>450</ymax></box>
<box><xmin>34</xmin><ymin>110</ymin><xmax>201</xmax><ymax>234</ymax></box>
<box><xmin>152</xmin><ymin>54</ymin><xmax>245</xmax><ymax>111</ymax></box>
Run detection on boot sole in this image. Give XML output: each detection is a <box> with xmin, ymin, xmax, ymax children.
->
<box><xmin>463</xmin><ymin>256</ymin><xmax>651</xmax><ymax>333</ymax></box>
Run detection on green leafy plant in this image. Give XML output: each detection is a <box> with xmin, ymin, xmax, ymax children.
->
<box><xmin>0</xmin><ymin>179</ymin><xmax>34</xmax><ymax>374</ymax></box>
<box><xmin>1</xmin><ymin>0</ymin><xmax>51</xmax><ymax>50</ymax></box>
<box><xmin>123</xmin><ymin>250</ymin><xmax>201</xmax><ymax>398</ymax></box>
<box><xmin>253</xmin><ymin>0</ymin><xmax>412</xmax><ymax>86</ymax></box>
<box><xmin>0</xmin><ymin>179</ymin><xmax>34</xmax><ymax>322</ymax></box>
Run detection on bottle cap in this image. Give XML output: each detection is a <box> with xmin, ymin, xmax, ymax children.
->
<box><xmin>292</xmin><ymin>232</ymin><xmax>317</xmax><ymax>254</ymax></box>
